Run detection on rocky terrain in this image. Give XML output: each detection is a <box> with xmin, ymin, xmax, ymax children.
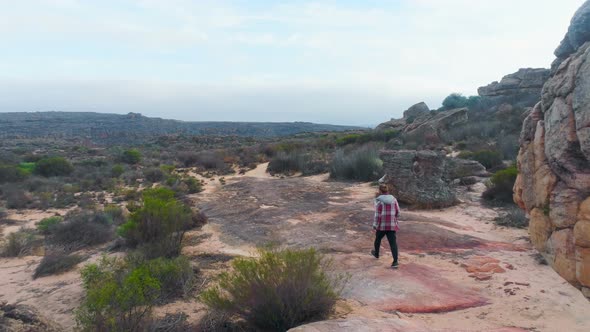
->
<box><xmin>514</xmin><ymin>0</ymin><xmax>590</xmax><ymax>299</ymax></box>
<box><xmin>2</xmin><ymin>165</ymin><xmax>590</xmax><ymax>331</ymax></box>
<box><xmin>376</xmin><ymin>103</ymin><xmax>468</xmax><ymax>144</ymax></box>
<box><xmin>0</xmin><ymin>112</ymin><xmax>361</xmax><ymax>144</ymax></box>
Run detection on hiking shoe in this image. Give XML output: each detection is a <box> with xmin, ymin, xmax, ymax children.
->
<box><xmin>391</xmin><ymin>262</ymin><xmax>399</xmax><ymax>269</ymax></box>
<box><xmin>371</xmin><ymin>250</ymin><xmax>379</xmax><ymax>259</ymax></box>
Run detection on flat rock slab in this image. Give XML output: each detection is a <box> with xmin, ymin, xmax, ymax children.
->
<box><xmin>289</xmin><ymin>318</ymin><xmax>528</xmax><ymax>332</ymax></box>
<box><xmin>336</xmin><ymin>256</ymin><xmax>488</xmax><ymax>313</ymax></box>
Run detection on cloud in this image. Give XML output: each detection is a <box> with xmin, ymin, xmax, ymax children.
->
<box><xmin>0</xmin><ymin>0</ymin><xmax>586</xmax><ymax>124</ymax></box>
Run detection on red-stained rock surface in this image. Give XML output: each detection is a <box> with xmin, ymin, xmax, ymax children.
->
<box><xmin>196</xmin><ymin>172</ymin><xmax>590</xmax><ymax>331</ymax></box>
<box><xmin>289</xmin><ymin>318</ymin><xmax>529</xmax><ymax>332</ymax></box>
<box><xmin>339</xmin><ymin>259</ymin><xmax>489</xmax><ymax>313</ymax></box>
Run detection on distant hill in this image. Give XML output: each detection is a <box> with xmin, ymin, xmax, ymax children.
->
<box><xmin>0</xmin><ymin>112</ymin><xmax>362</xmax><ymax>144</ymax></box>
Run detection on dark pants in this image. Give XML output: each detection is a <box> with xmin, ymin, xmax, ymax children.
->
<box><xmin>374</xmin><ymin>230</ymin><xmax>398</xmax><ymax>263</ymax></box>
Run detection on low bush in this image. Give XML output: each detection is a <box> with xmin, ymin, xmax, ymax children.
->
<box><xmin>335</xmin><ymin>130</ymin><xmax>399</xmax><ymax>146</ymax></box>
<box><xmin>144</xmin><ymin>168</ymin><xmax>165</xmax><ymax>183</ymax></box>
<box><xmin>76</xmin><ymin>256</ymin><xmax>160</xmax><ymax>332</ymax></box>
<box><xmin>494</xmin><ymin>206</ymin><xmax>528</xmax><ymax>229</ymax></box>
<box><xmin>267</xmin><ymin>151</ymin><xmax>306</xmax><ymax>175</ymax></box>
<box><xmin>201</xmin><ymin>248</ymin><xmax>345</xmax><ymax>331</ymax></box>
<box><xmin>482</xmin><ymin>165</ymin><xmax>518</xmax><ymax>204</ymax></box>
<box><xmin>1</xmin><ymin>228</ymin><xmax>41</xmax><ymax>257</ymax></box>
<box><xmin>142</xmin><ymin>256</ymin><xmax>195</xmax><ymax>301</ymax></box>
<box><xmin>121</xmin><ymin>149</ymin><xmax>142</xmax><ymax>165</ymax></box>
<box><xmin>33</xmin><ymin>252</ymin><xmax>84</xmax><ymax>279</ymax></box>
<box><xmin>48</xmin><ymin>211</ymin><xmax>114</xmax><ymax>250</ymax></box>
<box><xmin>103</xmin><ymin>204</ymin><xmax>126</xmax><ymax>225</ymax></box>
<box><xmin>1</xmin><ymin>185</ymin><xmax>30</xmax><ymax>209</ymax></box>
<box><xmin>0</xmin><ymin>165</ymin><xmax>27</xmax><ymax>183</ymax></box>
<box><xmin>330</xmin><ymin>146</ymin><xmax>383</xmax><ymax>181</ymax></box>
<box><xmin>37</xmin><ymin>216</ymin><xmax>63</xmax><ymax>234</ymax></box>
<box><xmin>118</xmin><ymin>188</ymin><xmax>193</xmax><ymax>258</ymax></box>
<box><xmin>111</xmin><ymin>164</ymin><xmax>125</xmax><ymax>178</ymax></box>
<box><xmin>76</xmin><ymin>255</ymin><xmax>196</xmax><ymax>332</ymax></box>
<box><xmin>34</xmin><ymin>157</ymin><xmax>74</xmax><ymax>177</ymax></box>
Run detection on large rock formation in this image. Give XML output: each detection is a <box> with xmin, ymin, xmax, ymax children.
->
<box><xmin>376</xmin><ymin>102</ymin><xmax>468</xmax><ymax>144</ymax></box>
<box><xmin>380</xmin><ymin>150</ymin><xmax>459</xmax><ymax>209</ymax></box>
<box><xmin>478</xmin><ymin>68</ymin><xmax>550</xmax><ymax>108</ymax></box>
<box><xmin>514</xmin><ymin>0</ymin><xmax>590</xmax><ymax>298</ymax></box>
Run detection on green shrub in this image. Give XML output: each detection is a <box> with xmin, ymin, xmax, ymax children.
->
<box><xmin>144</xmin><ymin>168</ymin><xmax>165</xmax><ymax>182</ymax></box>
<box><xmin>37</xmin><ymin>216</ymin><xmax>63</xmax><ymax>234</ymax></box>
<box><xmin>494</xmin><ymin>206</ymin><xmax>528</xmax><ymax>229</ymax></box>
<box><xmin>183</xmin><ymin>177</ymin><xmax>203</xmax><ymax>194</ymax></box>
<box><xmin>0</xmin><ymin>165</ymin><xmax>27</xmax><ymax>183</ymax></box>
<box><xmin>482</xmin><ymin>165</ymin><xmax>518</xmax><ymax>204</ymax></box>
<box><xmin>267</xmin><ymin>152</ymin><xmax>328</xmax><ymax>176</ymax></box>
<box><xmin>19</xmin><ymin>162</ymin><xmax>36</xmax><ymax>174</ymax></box>
<box><xmin>1</xmin><ymin>228</ymin><xmax>41</xmax><ymax>257</ymax></box>
<box><xmin>201</xmin><ymin>248</ymin><xmax>344</xmax><ymax>331</ymax></box>
<box><xmin>0</xmin><ymin>207</ymin><xmax>8</xmax><ymax>221</ymax></box>
<box><xmin>441</xmin><ymin>93</ymin><xmax>468</xmax><ymax>110</ymax></box>
<box><xmin>33</xmin><ymin>252</ymin><xmax>84</xmax><ymax>279</ymax></box>
<box><xmin>111</xmin><ymin>164</ymin><xmax>125</xmax><ymax>178</ymax></box>
<box><xmin>267</xmin><ymin>151</ymin><xmax>307</xmax><ymax>175</ymax></box>
<box><xmin>142</xmin><ymin>256</ymin><xmax>195</xmax><ymax>301</ymax></box>
<box><xmin>118</xmin><ymin>188</ymin><xmax>192</xmax><ymax>258</ymax></box>
<box><xmin>104</xmin><ymin>204</ymin><xmax>126</xmax><ymax>225</ymax></box>
<box><xmin>335</xmin><ymin>130</ymin><xmax>399</xmax><ymax>146</ymax></box>
<box><xmin>330</xmin><ymin>146</ymin><xmax>383</xmax><ymax>181</ymax></box>
<box><xmin>48</xmin><ymin>211</ymin><xmax>114</xmax><ymax>250</ymax></box>
<box><xmin>76</xmin><ymin>256</ymin><xmax>160</xmax><ymax>332</ymax></box>
<box><xmin>76</xmin><ymin>255</ymin><xmax>195</xmax><ymax>331</ymax></box>
<box><xmin>34</xmin><ymin>157</ymin><xmax>74</xmax><ymax>177</ymax></box>
<box><xmin>122</xmin><ymin>149</ymin><xmax>142</xmax><ymax>165</ymax></box>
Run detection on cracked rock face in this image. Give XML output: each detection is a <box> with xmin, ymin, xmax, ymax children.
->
<box><xmin>380</xmin><ymin>150</ymin><xmax>458</xmax><ymax>209</ymax></box>
<box><xmin>514</xmin><ymin>0</ymin><xmax>590</xmax><ymax>298</ymax></box>
<box><xmin>478</xmin><ymin>68</ymin><xmax>550</xmax><ymax>108</ymax></box>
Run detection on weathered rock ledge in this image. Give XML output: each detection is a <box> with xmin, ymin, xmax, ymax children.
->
<box><xmin>514</xmin><ymin>0</ymin><xmax>590</xmax><ymax>298</ymax></box>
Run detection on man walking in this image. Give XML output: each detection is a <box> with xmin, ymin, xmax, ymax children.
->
<box><xmin>371</xmin><ymin>184</ymin><xmax>400</xmax><ymax>268</ymax></box>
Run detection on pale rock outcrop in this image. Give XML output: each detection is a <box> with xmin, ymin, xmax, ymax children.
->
<box><xmin>514</xmin><ymin>0</ymin><xmax>590</xmax><ymax>297</ymax></box>
<box><xmin>380</xmin><ymin>150</ymin><xmax>458</xmax><ymax>209</ymax></box>
<box><xmin>376</xmin><ymin>103</ymin><xmax>468</xmax><ymax>144</ymax></box>
<box><xmin>403</xmin><ymin>101</ymin><xmax>430</xmax><ymax>119</ymax></box>
<box><xmin>478</xmin><ymin>68</ymin><xmax>550</xmax><ymax>108</ymax></box>
<box><xmin>403</xmin><ymin>108</ymin><xmax>468</xmax><ymax>144</ymax></box>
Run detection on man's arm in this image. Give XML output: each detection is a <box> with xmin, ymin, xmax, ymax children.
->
<box><xmin>394</xmin><ymin>199</ymin><xmax>400</xmax><ymax>219</ymax></box>
<box><xmin>373</xmin><ymin>202</ymin><xmax>382</xmax><ymax>229</ymax></box>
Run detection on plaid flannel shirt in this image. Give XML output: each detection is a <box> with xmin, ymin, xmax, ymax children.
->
<box><xmin>373</xmin><ymin>196</ymin><xmax>400</xmax><ymax>231</ymax></box>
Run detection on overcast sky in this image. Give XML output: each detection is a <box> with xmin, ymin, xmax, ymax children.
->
<box><xmin>0</xmin><ymin>0</ymin><xmax>585</xmax><ymax>125</ymax></box>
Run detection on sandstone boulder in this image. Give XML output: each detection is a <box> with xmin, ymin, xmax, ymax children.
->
<box><xmin>577</xmin><ymin>247</ymin><xmax>590</xmax><ymax>287</ymax></box>
<box><xmin>554</xmin><ymin>1</ymin><xmax>590</xmax><ymax>67</ymax></box>
<box><xmin>380</xmin><ymin>150</ymin><xmax>458</xmax><ymax>209</ymax></box>
<box><xmin>375</xmin><ymin>103</ymin><xmax>468</xmax><ymax>145</ymax></box>
<box><xmin>478</xmin><ymin>68</ymin><xmax>550</xmax><ymax>108</ymax></box>
<box><xmin>445</xmin><ymin>158</ymin><xmax>488</xmax><ymax>180</ymax></box>
<box><xmin>515</xmin><ymin>0</ymin><xmax>590</xmax><ymax>298</ymax></box>
<box><xmin>403</xmin><ymin>102</ymin><xmax>430</xmax><ymax>120</ymax></box>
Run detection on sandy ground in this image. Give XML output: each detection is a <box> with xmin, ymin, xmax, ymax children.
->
<box><xmin>1</xmin><ymin>162</ymin><xmax>589</xmax><ymax>331</ymax></box>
